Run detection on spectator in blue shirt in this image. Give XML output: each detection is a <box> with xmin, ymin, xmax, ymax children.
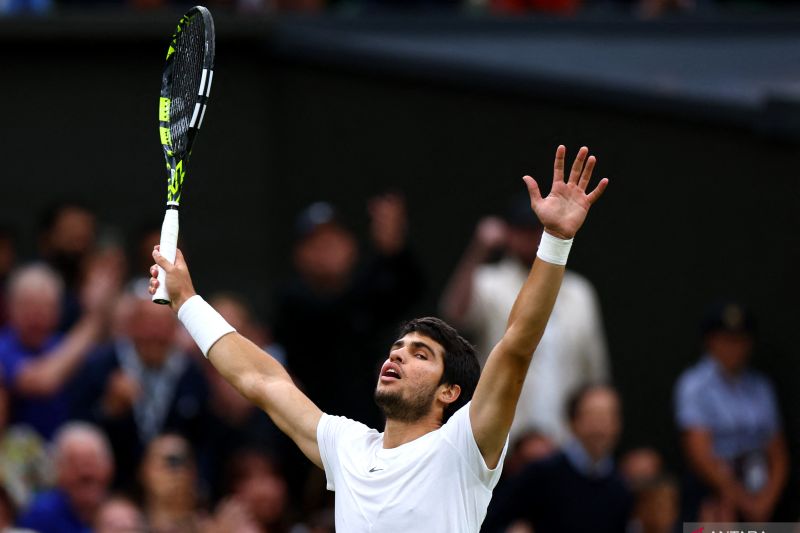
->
<box><xmin>17</xmin><ymin>422</ymin><xmax>114</xmax><ymax>533</ymax></box>
<box><xmin>0</xmin><ymin>261</ymin><xmax>119</xmax><ymax>440</ymax></box>
<box><xmin>674</xmin><ymin>301</ymin><xmax>788</xmax><ymax>522</ymax></box>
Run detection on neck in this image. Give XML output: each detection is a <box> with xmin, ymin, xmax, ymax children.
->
<box><xmin>565</xmin><ymin>439</ymin><xmax>612</xmax><ymax>477</ymax></box>
<box><xmin>578</xmin><ymin>442</ymin><xmax>608</xmax><ymax>465</ymax></box>
<box><xmin>382</xmin><ymin>415</ymin><xmax>441</xmax><ymax>449</ymax></box>
<box><xmin>586</xmin><ymin>451</ymin><xmax>606</xmax><ymax>465</ymax></box>
<box><xmin>710</xmin><ymin>355</ymin><xmax>743</xmax><ymax>378</ymax></box>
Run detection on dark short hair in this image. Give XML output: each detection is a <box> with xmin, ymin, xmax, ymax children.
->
<box><xmin>397</xmin><ymin>317</ymin><xmax>480</xmax><ymax>424</ymax></box>
<box><xmin>566</xmin><ymin>383</ymin><xmax>615</xmax><ymax>423</ymax></box>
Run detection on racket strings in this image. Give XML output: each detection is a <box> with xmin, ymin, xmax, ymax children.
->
<box><xmin>169</xmin><ymin>15</ymin><xmax>206</xmax><ymax>155</ymax></box>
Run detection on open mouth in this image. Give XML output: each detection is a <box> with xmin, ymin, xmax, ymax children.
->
<box><xmin>380</xmin><ymin>363</ymin><xmax>402</xmax><ymax>382</ymax></box>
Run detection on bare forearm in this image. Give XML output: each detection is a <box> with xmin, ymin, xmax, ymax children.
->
<box><xmin>694</xmin><ymin>456</ymin><xmax>737</xmax><ymax>494</ymax></box>
<box><xmin>207</xmin><ymin>332</ymin><xmax>292</xmax><ymax>407</ymax></box>
<box><xmin>763</xmin><ymin>434</ymin><xmax>789</xmax><ymax>502</ymax></box>
<box><xmin>149</xmin><ymin>249</ymin><xmax>323</xmax><ymax>466</ymax></box>
<box><xmin>206</xmin><ymin>332</ymin><xmax>323</xmax><ymax>466</ymax></box>
<box><xmin>684</xmin><ymin>432</ymin><xmax>738</xmax><ymax>495</ymax></box>
<box><xmin>16</xmin><ymin>316</ymin><xmax>103</xmax><ymax>396</ymax></box>
<box><xmin>470</xmin><ymin>258</ymin><xmax>564</xmax><ymax>466</ymax></box>
<box><xmin>503</xmin><ymin>258</ymin><xmax>564</xmax><ymax>356</ymax></box>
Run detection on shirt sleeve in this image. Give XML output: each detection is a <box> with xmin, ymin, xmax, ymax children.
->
<box><xmin>440</xmin><ymin>402</ymin><xmax>508</xmax><ymax>488</ymax></box>
<box><xmin>674</xmin><ymin>371</ymin><xmax>709</xmax><ymax>430</ymax></box>
<box><xmin>0</xmin><ymin>346</ymin><xmax>26</xmax><ymax>386</ymax></box>
<box><xmin>317</xmin><ymin>413</ymin><xmax>370</xmax><ymax>492</ymax></box>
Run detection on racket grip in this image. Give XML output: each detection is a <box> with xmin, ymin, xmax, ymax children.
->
<box><xmin>152</xmin><ymin>209</ymin><xmax>179</xmax><ymax>305</ymax></box>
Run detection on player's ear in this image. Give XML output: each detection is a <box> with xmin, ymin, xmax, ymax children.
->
<box><xmin>438</xmin><ymin>383</ymin><xmax>461</xmax><ymax>406</ymax></box>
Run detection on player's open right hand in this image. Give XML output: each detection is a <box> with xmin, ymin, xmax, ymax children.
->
<box><xmin>149</xmin><ymin>246</ymin><xmax>197</xmax><ymax>313</ymax></box>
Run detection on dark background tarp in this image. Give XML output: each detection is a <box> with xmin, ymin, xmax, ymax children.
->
<box><xmin>1</xmin><ymin>11</ymin><xmax>799</xmax><ymax>506</ymax></box>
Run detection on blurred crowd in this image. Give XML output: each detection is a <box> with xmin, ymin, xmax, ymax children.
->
<box><xmin>0</xmin><ymin>197</ymin><xmax>790</xmax><ymax>533</ymax></box>
<box><xmin>1</xmin><ymin>0</ymin><xmax>795</xmax><ymax>20</ymax></box>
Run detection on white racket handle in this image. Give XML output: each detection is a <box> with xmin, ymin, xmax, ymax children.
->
<box><xmin>152</xmin><ymin>208</ymin><xmax>179</xmax><ymax>305</ymax></box>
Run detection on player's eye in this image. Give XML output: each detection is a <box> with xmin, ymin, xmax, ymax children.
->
<box><xmin>415</xmin><ymin>353</ymin><xmax>427</xmax><ymax>360</ymax></box>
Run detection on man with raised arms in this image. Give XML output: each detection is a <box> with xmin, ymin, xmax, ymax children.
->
<box><xmin>148</xmin><ymin>145</ymin><xmax>608</xmax><ymax>532</ymax></box>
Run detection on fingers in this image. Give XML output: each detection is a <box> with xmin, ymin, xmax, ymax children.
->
<box><xmin>568</xmin><ymin>146</ymin><xmax>589</xmax><ymax>186</ymax></box>
<box><xmin>552</xmin><ymin>145</ymin><xmax>566</xmax><ymax>185</ymax></box>
<box><xmin>148</xmin><ymin>264</ymin><xmax>159</xmax><ymax>295</ymax></box>
<box><xmin>149</xmin><ymin>247</ymin><xmax>194</xmax><ymax>307</ymax></box>
<box><xmin>577</xmin><ymin>155</ymin><xmax>596</xmax><ymax>191</ymax></box>
<box><xmin>150</xmin><ymin>245</ymin><xmax>173</xmax><ymax>296</ymax></box>
<box><xmin>152</xmin><ymin>246</ymin><xmax>175</xmax><ymax>270</ymax></box>
<box><xmin>148</xmin><ymin>276</ymin><xmax>159</xmax><ymax>295</ymax></box>
<box><xmin>586</xmin><ymin>178</ymin><xmax>609</xmax><ymax>205</ymax></box>
<box><xmin>522</xmin><ymin>175</ymin><xmax>543</xmax><ymax>206</ymax></box>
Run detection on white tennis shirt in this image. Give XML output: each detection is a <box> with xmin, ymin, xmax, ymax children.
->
<box><xmin>317</xmin><ymin>401</ymin><xmax>507</xmax><ymax>533</ymax></box>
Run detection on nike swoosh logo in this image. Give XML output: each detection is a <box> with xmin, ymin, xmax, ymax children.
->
<box><xmin>369</xmin><ymin>467</ymin><xmax>383</xmax><ymax>473</ymax></box>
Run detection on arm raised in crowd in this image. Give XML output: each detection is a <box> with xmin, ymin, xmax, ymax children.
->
<box><xmin>469</xmin><ymin>146</ymin><xmax>607</xmax><ymax>468</ymax></box>
<box><xmin>149</xmin><ymin>249</ymin><xmax>324</xmax><ymax>469</ymax></box>
<box><xmin>15</xmin><ymin>259</ymin><xmax>120</xmax><ymax>397</ymax></box>
<box><xmin>439</xmin><ymin>217</ymin><xmax>507</xmax><ymax>329</ymax></box>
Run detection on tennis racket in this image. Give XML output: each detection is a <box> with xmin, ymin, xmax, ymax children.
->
<box><xmin>152</xmin><ymin>5</ymin><xmax>215</xmax><ymax>305</ymax></box>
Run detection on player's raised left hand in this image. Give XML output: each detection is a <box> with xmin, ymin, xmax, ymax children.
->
<box><xmin>149</xmin><ymin>246</ymin><xmax>197</xmax><ymax>312</ymax></box>
<box><xmin>523</xmin><ymin>145</ymin><xmax>608</xmax><ymax>240</ymax></box>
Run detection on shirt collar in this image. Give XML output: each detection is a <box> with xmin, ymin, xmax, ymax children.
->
<box><xmin>563</xmin><ymin>438</ymin><xmax>614</xmax><ymax>478</ymax></box>
<box><xmin>701</xmin><ymin>353</ymin><xmax>745</xmax><ymax>384</ymax></box>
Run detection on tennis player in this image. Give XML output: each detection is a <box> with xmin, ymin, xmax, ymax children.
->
<box><xmin>148</xmin><ymin>145</ymin><xmax>607</xmax><ymax>532</ymax></box>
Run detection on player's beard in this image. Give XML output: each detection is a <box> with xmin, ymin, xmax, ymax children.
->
<box><xmin>374</xmin><ymin>382</ymin><xmax>438</xmax><ymax>423</ymax></box>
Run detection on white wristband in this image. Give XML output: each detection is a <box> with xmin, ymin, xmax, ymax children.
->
<box><xmin>536</xmin><ymin>231</ymin><xmax>573</xmax><ymax>266</ymax></box>
<box><xmin>177</xmin><ymin>295</ymin><xmax>236</xmax><ymax>357</ymax></box>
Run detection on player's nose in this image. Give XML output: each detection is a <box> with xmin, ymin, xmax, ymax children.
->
<box><xmin>389</xmin><ymin>348</ymin><xmax>404</xmax><ymax>363</ymax></box>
